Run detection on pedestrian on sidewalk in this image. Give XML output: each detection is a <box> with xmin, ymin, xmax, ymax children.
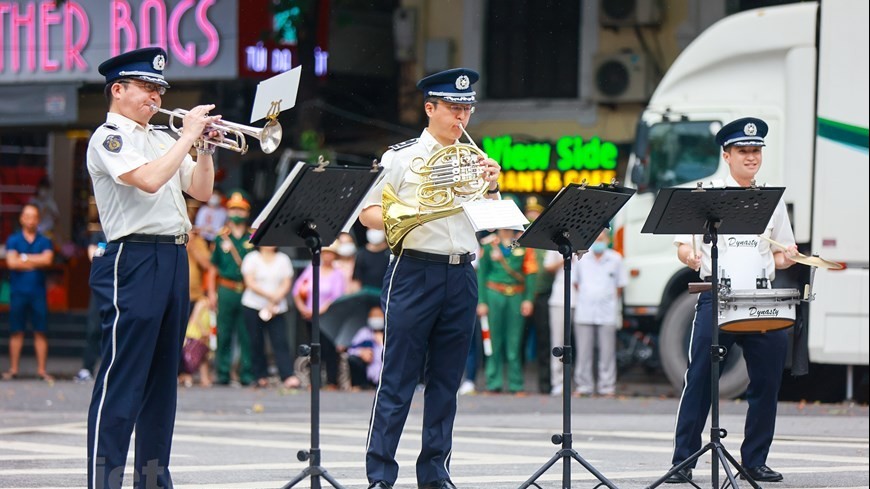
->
<box><xmin>3</xmin><ymin>203</ymin><xmax>54</xmax><ymax>382</ymax></box>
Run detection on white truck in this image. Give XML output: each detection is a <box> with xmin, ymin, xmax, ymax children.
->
<box><xmin>620</xmin><ymin>0</ymin><xmax>869</xmax><ymax>399</ymax></box>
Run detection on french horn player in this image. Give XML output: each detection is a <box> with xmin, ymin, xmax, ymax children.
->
<box><xmin>358</xmin><ymin>68</ymin><xmax>500</xmax><ymax>489</ymax></box>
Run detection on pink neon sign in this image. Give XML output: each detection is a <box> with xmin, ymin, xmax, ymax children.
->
<box><xmin>0</xmin><ymin>0</ymin><xmax>222</xmax><ymax>76</ymax></box>
<box><xmin>111</xmin><ymin>0</ymin><xmax>219</xmax><ymax>66</ymax></box>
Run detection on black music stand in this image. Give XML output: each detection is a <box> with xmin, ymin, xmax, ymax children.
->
<box><xmin>640</xmin><ymin>185</ymin><xmax>784</xmax><ymax>489</ymax></box>
<box><xmin>251</xmin><ymin>159</ymin><xmax>382</xmax><ymax>489</ymax></box>
<box><xmin>515</xmin><ymin>182</ymin><xmax>634</xmax><ymax>489</ymax></box>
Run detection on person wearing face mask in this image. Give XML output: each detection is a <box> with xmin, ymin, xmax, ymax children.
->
<box><xmin>85</xmin><ymin>47</ymin><xmax>220</xmax><ymax>489</ymax></box>
<box><xmin>194</xmin><ymin>189</ymin><xmax>227</xmax><ymax>244</ymax></box>
<box><xmin>345</xmin><ymin>306</ymin><xmax>386</xmax><ymax>390</ymax></box>
<box><xmin>570</xmin><ymin>230</ymin><xmax>627</xmax><ymax>398</ymax></box>
<box><xmin>350</xmin><ymin>229</ymin><xmax>391</xmax><ymax>294</ymax></box>
<box><xmin>208</xmin><ymin>191</ymin><xmax>256</xmax><ymax>386</ymax></box>
<box><xmin>334</xmin><ymin>232</ymin><xmax>358</xmax><ymax>283</ymax></box>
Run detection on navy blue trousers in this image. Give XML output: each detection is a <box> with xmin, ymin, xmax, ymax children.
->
<box><xmin>366</xmin><ymin>255</ymin><xmax>477</xmax><ymax>485</ymax></box>
<box><xmin>672</xmin><ymin>291</ymin><xmax>787</xmax><ymax>469</ymax></box>
<box><xmin>86</xmin><ymin>242</ymin><xmax>189</xmax><ymax>489</ymax></box>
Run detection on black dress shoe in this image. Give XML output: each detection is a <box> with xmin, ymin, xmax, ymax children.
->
<box><xmin>368</xmin><ymin>481</ymin><xmax>393</xmax><ymax>489</ymax></box>
<box><xmin>418</xmin><ymin>479</ymin><xmax>458</xmax><ymax>489</ymax></box>
<box><xmin>664</xmin><ymin>466</ymin><xmax>693</xmax><ymax>484</ymax></box>
<box><xmin>741</xmin><ymin>464</ymin><xmax>783</xmax><ymax>482</ymax></box>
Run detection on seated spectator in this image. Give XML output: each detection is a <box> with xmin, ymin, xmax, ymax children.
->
<box><xmin>345</xmin><ymin>306</ymin><xmax>385</xmax><ymax>390</ymax></box>
<box><xmin>195</xmin><ymin>189</ymin><xmax>227</xmax><ymax>244</ymax></box>
<box><xmin>179</xmin><ymin>297</ymin><xmax>213</xmax><ymax>388</ymax></box>
<box><xmin>292</xmin><ymin>241</ymin><xmax>347</xmax><ymax>389</ymax></box>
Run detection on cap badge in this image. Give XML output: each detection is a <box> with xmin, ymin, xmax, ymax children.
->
<box><xmin>744</xmin><ymin>123</ymin><xmax>757</xmax><ymax>136</ymax></box>
<box><xmin>455</xmin><ymin>75</ymin><xmax>470</xmax><ymax>90</ymax></box>
<box><xmin>153</xmin><ymin>54</ymin><xmax>166</xmax><ymax>71</ymax></box>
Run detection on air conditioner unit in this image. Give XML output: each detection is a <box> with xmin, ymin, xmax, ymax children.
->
<box><xmin>592</xmin><ymin>52</ymin><xmax>654</xmax><ymax>103</ymax></box>
<box><xmin>600</xmin><ymin>0</ymin><xmax>663</xmax><ymax>27</ymax></box>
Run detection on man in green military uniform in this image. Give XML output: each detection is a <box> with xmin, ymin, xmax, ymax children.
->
<box><xmin>208</xmin><ymin>191</ymin><xmax>255</xmax><ymax>386</ymax></box>
<box><xmin>477</xmin><ymin>213</ymin><xmax>538</xmax><ymax>394</ymax></box>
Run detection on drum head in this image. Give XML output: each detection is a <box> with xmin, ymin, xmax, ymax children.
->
<box><xmin>720</xmin><ymin>318</ymin><xmax>794</xmax><ymax>334</ymax></box>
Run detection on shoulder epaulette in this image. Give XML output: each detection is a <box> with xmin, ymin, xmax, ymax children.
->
<box><xmin>151</xmin><ymin>125</ymin><xmax>169</xmax><ymax>131</ymax></box>
<box><xmin>389</xmin><ymin>138</ymin><xmax>418</xmax><ymax>151</ymax></box>
<box><xmin>102</xmin><ymin>123</ymin><xmax>119</xmax><ymax>131</ymax></box>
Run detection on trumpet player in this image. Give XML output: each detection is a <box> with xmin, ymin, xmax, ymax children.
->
<box><xmin>359</xmin><ymin>68</ymin><xmax>501</xmax><ymax>489</ymax></box>
<box><xmin>85</xmin><ymin>47</ymin><xmax>220</xmax><ymax>489</ymax></box>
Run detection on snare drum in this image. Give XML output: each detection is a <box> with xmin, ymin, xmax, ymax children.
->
<box><xmin>719</xmin><ymin>288</ymin><xmax>801</xmax><ymax>333</ymax></box>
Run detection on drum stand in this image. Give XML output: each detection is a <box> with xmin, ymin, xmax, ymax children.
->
<box><xmin>515</xmin><ymin>181</ymin><xmax>634</xmax><ymax>489</ymax></box>
<box><xmin>640</xmin><ymin>185</ymin><xmax>784</xmax><ymax>489</ymax></box>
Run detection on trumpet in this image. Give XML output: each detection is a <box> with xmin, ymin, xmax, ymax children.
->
<box><xmin>149</xmin><ymin>104</ymin><xmax>282</xmax><ymax>155</ymax></box>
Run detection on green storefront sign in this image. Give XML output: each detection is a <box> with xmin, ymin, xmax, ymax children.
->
<box><xmin>482</xmin><ymin>135</ymin><xmax>619</xmax><ymax>193</ymax></box>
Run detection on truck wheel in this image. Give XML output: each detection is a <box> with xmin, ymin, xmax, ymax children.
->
<box><xmin>659</xmin><ymin>292</ymin><xmax>750</xmax><ymax>399</ymax></box>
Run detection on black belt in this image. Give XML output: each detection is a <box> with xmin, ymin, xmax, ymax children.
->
<box><xmin>114</xmin><ymin>233</ymin><xmax>189</xmax><ymax>245</ymax></box>
<box><xmin>403</xmin><ymin>249</ymin><xmax>475</xmax><ymax>265</ymax></box>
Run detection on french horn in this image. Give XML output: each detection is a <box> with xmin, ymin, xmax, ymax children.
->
<box><xmin>383</xmin><ymin>124</ymin><xmax>489</xmax><ymax>253</ymax></box>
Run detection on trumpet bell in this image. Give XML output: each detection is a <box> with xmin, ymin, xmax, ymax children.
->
<box><xmin>259</xmin><ymin>120</ymin><xmax>282</xmax><ymax>154</ymax></box>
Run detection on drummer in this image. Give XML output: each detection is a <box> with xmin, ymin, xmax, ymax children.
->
<box><xmin>665</xmin><ymin>117</ymin><xmax>798</xmax><ymax>484</ymax></box>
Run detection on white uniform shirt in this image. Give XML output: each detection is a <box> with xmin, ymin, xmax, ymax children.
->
<box><xmin>363</xmin><ymin>129</ymin><xmax>479</xmax><ymax>254</ymax></box>
<box><xmin>240</xmin><ymin>251</ymin><xmax>294</xmax><ymax>313</ymax></box>
<box><xmin>673</xmin><ymin>175</ymin><xmax>796</xmax><ymax>281</ymax></box>
<box><xmin>546</xmin><ymin>249</ymin><xmax>579</xmax><ymax>307</ymax></box>
<box><xmin>87</xmin><ymin>112</ymin><xmax>195</xmax><ymax>242</ymax></box>
<box><xmin>571</xmin><ymin>249</ymin><xmax>627</xmax><ymax>327</ymax></box>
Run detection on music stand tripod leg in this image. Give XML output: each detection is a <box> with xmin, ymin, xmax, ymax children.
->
<box><xmin>647</xmin><ymin>222</ymin><xmax>763</xmax><ymax>489</ymax></box>
<box><xmin>282</xmin><ymin>231</ymin><xmax>347</xmax><ymax>489</ymax></box>
<box><xmin>518</xmin><ymin>240</ymin><xmax>618</xmax><ymax>489</ymax></box>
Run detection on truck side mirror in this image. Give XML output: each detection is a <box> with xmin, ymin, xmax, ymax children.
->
<box><xmin>631</xmin><ymin>163</ymin><xmax>648</xmax><ymax>192</ymax></box>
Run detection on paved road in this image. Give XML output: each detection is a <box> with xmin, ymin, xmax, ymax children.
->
<box><xmin>1</xmin><ymin>371</ymin><xmax>867</xmax><ymax>489</ymax></box>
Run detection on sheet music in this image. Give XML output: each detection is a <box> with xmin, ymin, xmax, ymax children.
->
<box><xmin>251</xmin><ymin>161</ymin><xmax>306</xmax><ymax>229</ymax></box>
<box><xmin>461</xmin><ymin>199</ymin><xmax>529</xmax><ymax>231</ymax></box>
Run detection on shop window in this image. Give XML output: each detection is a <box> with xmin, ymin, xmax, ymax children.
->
<box><xmin>484</xmin><ymin>0</ymin><xmax>581</xmax><ymax>99</ymax></box>
<box><xmin>0</xmin><ymin>134</ymin><xmax>49</xmax><ymax>244</ymax></box>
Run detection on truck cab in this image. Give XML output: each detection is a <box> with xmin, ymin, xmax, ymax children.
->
<box><xmin>621</xmin><ymin>1</ymin><xmax>869</xmax><ymax>399</ymax></box>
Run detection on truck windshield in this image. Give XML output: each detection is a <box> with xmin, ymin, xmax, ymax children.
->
<box><xmin>640</xmin><ymin>121</ymin><xmax>720</xmax><ymax>192</ymax></box>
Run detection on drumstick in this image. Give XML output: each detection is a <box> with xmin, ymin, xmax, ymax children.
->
<box><xmin>758</xmin><ymin>235</ymin><xmax>804</xmax><ymax>257</ymax></box>
<box><xmin>758</xmin><ymin>234</ymin><xmax>844</xmax><ymax>270</ymax></box>
<box><xmin>757</xmin><ymin>234</ymin><xmax>791</xmax><ymax>251</ymax></box>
